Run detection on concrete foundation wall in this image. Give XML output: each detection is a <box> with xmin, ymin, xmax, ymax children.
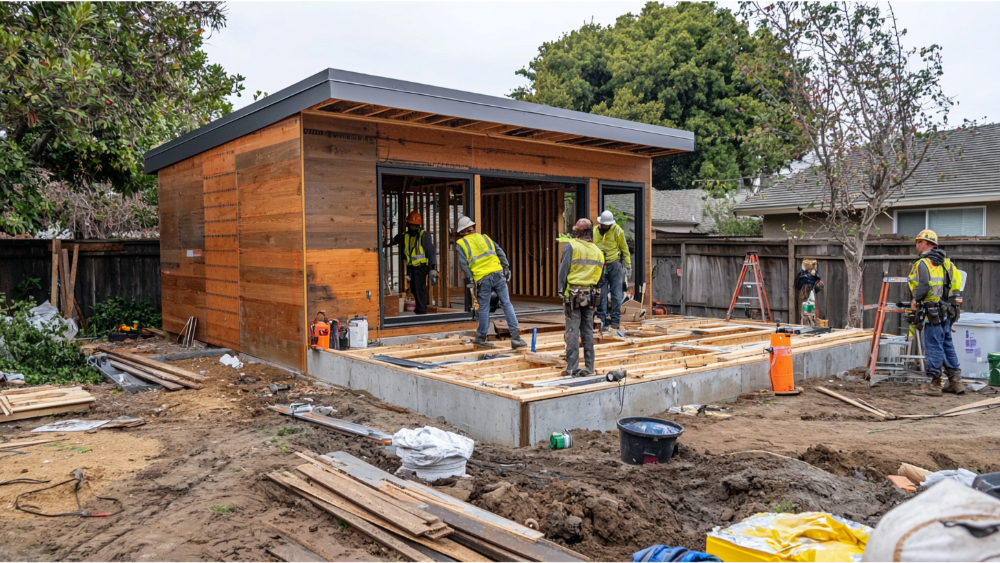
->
<box><xmin>309</xmin><ymin>341</ymin><xmax>869</xmax><ymax>447</ymax></box>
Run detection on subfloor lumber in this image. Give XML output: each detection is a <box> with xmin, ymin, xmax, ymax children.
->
<box><xmin>334</xmin><ymin>315</ymin><xmax>872</xmax><ymax>403</ymax></box>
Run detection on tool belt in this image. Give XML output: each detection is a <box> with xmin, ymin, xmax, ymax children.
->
<box><xmin>921</xmin><ymin>301</ymin><xmax>943</xmax><ymax>325</ymax></box>
<box><xmin>566</xmin><ymin>286</ymin><xmax>599</xmax><ymax>311</ymax></box>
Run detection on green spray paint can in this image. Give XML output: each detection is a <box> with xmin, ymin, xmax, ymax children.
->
<box><xmin>549</xmin><ymin>432</ymin><xmax>573</xmax><ymax>450</ymax></box>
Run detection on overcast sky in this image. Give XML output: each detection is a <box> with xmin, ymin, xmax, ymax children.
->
<box><xmin>203</xmin><ymin>1</ymin><xmax>998</xmax><ymax>125</ymax></box>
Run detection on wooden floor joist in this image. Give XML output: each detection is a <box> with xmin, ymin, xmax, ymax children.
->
<box><xmin>332</xmin><ymin>315</ymin><xmax>873</xmax><ymax>402</ymax></box>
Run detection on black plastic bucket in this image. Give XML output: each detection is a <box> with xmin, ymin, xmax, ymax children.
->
<box><xmin>617</xmin><ymin>417</ymin><xmax>684</xmax><ymax>465</ymax></box>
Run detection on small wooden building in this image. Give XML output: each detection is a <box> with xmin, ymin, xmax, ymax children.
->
<box><xmin>145</xmin><ymin>69</ymin><xmax>694</xmax><ymax>372</ymax></box>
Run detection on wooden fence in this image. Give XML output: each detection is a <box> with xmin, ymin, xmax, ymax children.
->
<box><xmin>0</xmin><ymin>239</ymin><xmax>161</xmax><ymax>319</ymax></box>
<box><xmin>652</xmin><ymin>237</ymin><xmax>1000</xmax><ymax>335</ymax></box>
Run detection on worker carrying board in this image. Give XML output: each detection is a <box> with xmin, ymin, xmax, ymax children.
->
<box><xmin>455</xmin><ymin>215</ymin><xmax>526</xmax><ymax>350</ymax></box>
<box><xmin>593</xmin><ymin>210</ymin><xmax>631</xmax><ymax>331</ymax></box>
<box><xmin>386</xmin><ymin>211</ymin><xmax>438</xmax><ymax>315</ymax></box>
<box><xmin>559</xmin><ymin>218</ymin><xmax>605</xmax><ymax>376</ymax></box>
<box><xmin>908</xmin><ymin>229</ymin><xmax>965</xmax><ymax>396</ymax></box>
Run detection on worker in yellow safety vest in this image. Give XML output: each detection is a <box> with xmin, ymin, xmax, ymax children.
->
<box><xmin>593</xmin><ymin>210</ymin><xmax>631</xmax><ymax>330</ymax></box>
<box><xmin>455</xmin><ymin>216</ymin><xmax>526</xmax><ymax>350</ymax></box>
<box><xmin>908</xmin><ymin>229</ymin><xmax>965</xmax><ymax>396</ymax></box>
<box><xmin>559</xmin><ymin>218</ymin><xmax>605</xmax><ymax>376</ymax></box>
<box><xmin>386</xmin><ymin>211</ymin><xmax>437</xmax><ymax>315</ymax></box>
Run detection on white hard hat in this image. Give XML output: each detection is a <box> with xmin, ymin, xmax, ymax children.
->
<box><xmin>598</xmin><ymin>210</ymin><xmax>616</xmax><ymax>226</ymax></box>
<box><xmin>456</xmin><ymin>216</ymin><xmax>475</xmax><ymax>232</ymax></box>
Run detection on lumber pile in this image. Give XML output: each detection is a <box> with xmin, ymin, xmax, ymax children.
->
<box><xmin>270</xmin><ymin>451</ymin><xmax>588</xmax><ymax>562</ymax></box>
<box><xmin>97</xmin><ymin>349</ymin><xmax>204</xmax><ymax>390</ymax></box>
<box><xmin>0</xmin><ymin>385</ymin><xmax>95</xmax><ymax>422</ymax></box>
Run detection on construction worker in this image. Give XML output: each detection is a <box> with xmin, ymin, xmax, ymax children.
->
<box><xmin>559</xmin><ymin>218</ymin><xmax>605</xmax><ymax>376</ymax></box>
<box><xmin>795</xmin><ymin>259</ymin><xmax>824</xmax><ymax>326</ymax></box>
<box><xmin>387</xmin><ymin>211</ymin><xmax>437</xmax><ymax>315</ymax></box>
<box><xmin>455</xmin><ymin>216</ymin><xmax>526</xmax><ymax>349</ymax></box>
<box><xmin>909</xmin><ymin>229</ymin><xmax>965</xmax><ymax>396</ymax></box>
<box><xmin>593</xmin><ymin>210</ymin><xmax>631</xmax><ymax>330</ymax></box>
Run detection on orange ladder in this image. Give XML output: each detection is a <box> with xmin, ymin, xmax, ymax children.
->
<box><xmin>725</xmin><ymin>251</ymin><xmax>773</xmax><ymax>323</ymax></box>
<box><xmin>865</xmin><ymin>273</ymin><xmax>921</xmax><ymax>383</ymax></box>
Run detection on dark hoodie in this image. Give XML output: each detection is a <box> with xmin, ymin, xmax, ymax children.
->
<box><xmin>912</xmin><ymin>247</ymin><xmax>948</xmax><ymax>302</ymax></box>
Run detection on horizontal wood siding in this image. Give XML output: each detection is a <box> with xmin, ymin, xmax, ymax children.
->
<box><xmin>202</xmin><ymin>144</ymin><xmax>240</xmax><ymax>350</ymax></box>
<box><xmin>159</xmin><ymin>154</ymin><xmax>208</xmax><ymax>341</ymax></box>
<box><xmin>236</xmin><ymin>118</ymin><xmax>305</xmax><ymax>372</ymax></box>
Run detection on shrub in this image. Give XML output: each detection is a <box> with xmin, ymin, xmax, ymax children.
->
<box><xmin>84</xmin><ymin>297</ymin><xmax>161</xmax><ymax>337</ymax></box>
<box><xmin>0</xmin><ymin>300</ymin><xmax>100</xmax><ymax>385</ymax></box>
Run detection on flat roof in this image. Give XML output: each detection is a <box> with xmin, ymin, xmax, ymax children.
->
<box><xmin>144</xmin><ymin>68</ymin><xmax>695</xmax><ymax>173</ymax></box>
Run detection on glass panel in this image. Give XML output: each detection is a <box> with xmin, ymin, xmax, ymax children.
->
<box><xmin>928</xmin><ymin>208</ymin><xmax>985</xmax><ymax>236</ymax></box>
<box><xmin>602</xmin><ymin>193</ymin><xmax>637</xmax><ymax>249</ymax></box>
<box><xmin>896</xmin><ymin>210</ymin><xmax>926</xmax><ymax>237</ymax></box>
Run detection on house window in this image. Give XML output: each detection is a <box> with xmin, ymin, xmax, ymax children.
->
<box><xmin>895</xmin><ymin>207</ymin><xmax>985</xmax><ymax>237</ymax></box>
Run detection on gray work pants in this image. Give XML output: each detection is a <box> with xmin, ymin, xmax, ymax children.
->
<box><xmin>564</xmin><ymin>304</ymin><xmax>595</xmax><ymax>373</ymax></box>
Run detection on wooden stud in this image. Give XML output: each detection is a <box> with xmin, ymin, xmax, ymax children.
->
<box><xmin>50</xmin><ymin>238</ymin><xmax>60</xmax><ymax>307</ymax></box>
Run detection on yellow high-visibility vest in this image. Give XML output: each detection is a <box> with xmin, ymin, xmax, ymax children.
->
<box><xmin>908</xmin><ymin>257</ymin><xmax>962</xmax><ymax>303</ymax></box>
<box><xmin>404</xmin><ymin>230</ymin><xmax>429</xmax><ymax>266</ymax></box>
<box><xmin>566</xmin><ymin>238</ymin><xmax>604</xmax><ymax>290</ymax></box>
<box><xmin>592</xmin><ymin>224</ymin><xmax>630</xmax><ymax>266</ymax></box>
<box><xmin>457</xmin><ymin>233</ymin><xmax>502</xmax><ymax>282</ymax></box>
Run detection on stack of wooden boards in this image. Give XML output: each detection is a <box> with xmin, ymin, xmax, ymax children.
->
<box><xmin>269</xmin><ymin>451</ymin><xmax>587</xmax><ymax>562</ymax></box>
<box><xmin>0</xmin><ymin>385</ymin><xmax>95</xmax><ymax>422</ymax></box>
<box><xmin>97</xmin><ymin>349</ymin><xmax>204</xmax><ymax>391</ymax></box>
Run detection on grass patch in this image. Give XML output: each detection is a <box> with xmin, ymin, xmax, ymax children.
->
<box><xmin>769</xmin><ymin>500</ymin><xmax>798</xmax><ymax>513</ymax></box>
<box><xmin>210</xmin><ymin>504</ymin><xmax>238</xmax><ymax>514</ymax></box>
<box><xmin>277</xmin><ymin>426</ymin><xmax>297</xmax><ymax>437</ymax></box>
<box><xmin>278</xmin><ymin>445</ymin><xmax>290</xmax><ymax>452</ymax></box>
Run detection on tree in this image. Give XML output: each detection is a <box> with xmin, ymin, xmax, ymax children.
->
<box><xmin>0</xmin><ymin>2</ymin><xmax>244</xmax><ymax>235</ymax></box>
<box><xmin>739</xmin><ymin>2</ymin><xmax>962</xmax><ymax>328</ymax></box>
<box><xmin>703</xmin><ymin>196</ymin><xmax>762</xmax><ymax>236</ymax></box>
<box><xmin>511</xmin><ymin>1</ymin><xmax>804</xmax><ymax>195</ymax></box>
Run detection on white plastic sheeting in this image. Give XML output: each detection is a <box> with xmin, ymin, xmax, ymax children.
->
<box><xmin>219</xmin><ymin>353</ymin><xmax>243</xmax><ymax>369</ymax></box>
<box><xmin>28</xmin><ymin>301</ymin><xmax>78</xmax><ymax>342</ymax></box>
<box><xmin>392</xmin><ymin>426</ymin><xmax>474</xmax><ymax>481</ymax></box>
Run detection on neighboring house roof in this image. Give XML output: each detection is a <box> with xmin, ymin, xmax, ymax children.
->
<box><xmin>144</xmin><ymin>68</ymin><xmax>695</xmax><ymax>173</ymax></box>
<box><xmin>652</xmin><ymin>189</ymin><xmax>750</xmax><ymax>233</ymax></box>
<box><xmin>735</xmin><ymin>123</ymin><xmax>1000</xmax><ymax>215</ymax></box>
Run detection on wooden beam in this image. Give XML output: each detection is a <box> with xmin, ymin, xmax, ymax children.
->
<box><xmin>363</xmin><ymin>106</ymin><xmax>395</xmax><ymax>117</ymax></box>
<box><xmin>341</xmin><ymin>103</ymin><xmax>373</xmax><ymax>115</ymax></box>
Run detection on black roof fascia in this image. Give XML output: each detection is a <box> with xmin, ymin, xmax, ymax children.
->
<box><xmin>144</xmin><ymin>68</ymin><xmax>695</xmax><ymax>173</ymax></box>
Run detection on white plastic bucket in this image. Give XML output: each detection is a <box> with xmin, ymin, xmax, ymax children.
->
<box><xmin>953</xmin><ymin>313</ymin><xmax>1000</xmax><ymax>378</ymax></box>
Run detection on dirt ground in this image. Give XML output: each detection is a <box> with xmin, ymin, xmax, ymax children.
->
<box><xmin>2</xmin><ymin>342</ymin><xmax>999</xmax><ymax>562</ymax></box>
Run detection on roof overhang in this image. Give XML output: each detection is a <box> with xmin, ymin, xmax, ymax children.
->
<box><xmin>144</xmin><ymin>68</ymin><xmax>695</xmax><ymax>173</ymax></box>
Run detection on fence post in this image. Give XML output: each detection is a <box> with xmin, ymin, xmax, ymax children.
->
<box><xmin>787</xmin><ymin>239</ymin><xmax>796</xmax><ymax>324</ymax></box>
<box><xmin>680</xmin><ymin>242</ymin><xmax>686</xmax><ymax>315</ymax></box>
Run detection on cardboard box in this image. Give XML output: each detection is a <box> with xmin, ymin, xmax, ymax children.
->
<box><xmin>620</xmin><ymin>299</ymin><xmax>646</xmax><ymax>323</ymax></box>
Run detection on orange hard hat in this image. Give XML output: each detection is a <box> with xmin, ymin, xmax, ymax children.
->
<box><xmin>406</xmin><ymin>211</ymin><xmax>422</xmax><ymax>226</ymax></box>
<box><xmin>572</xmin><ymin>218</ymin><xmax>593</xmax><ymax>232</ymax></box>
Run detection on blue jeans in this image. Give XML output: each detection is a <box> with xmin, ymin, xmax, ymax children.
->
<box><xmin>923</xmin><ymin>318</ymin><xmax>960</xmax><ymax>374</ymax></box>
<box><xmin>477</xmin><ymin>271</ymin><xmax>518</xmax><ymax>338</ymax></box>
<box><xmin>597</xmin><ymin>260</ymin><xmax>625</xmax><ymax>327</ymax></box>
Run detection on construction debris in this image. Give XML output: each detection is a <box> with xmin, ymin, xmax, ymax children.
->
<box><xmin>815</xmin><ymin>387</ymin><xmax>896</xmax><ymax>419</ymax></box>
<box><xmin>393</xmin><ymin>426</ymin><xmax>475</xmax><ymax>480</ymax></box>
<box><xmin>0</xmin><ymin>385</ymin><xmax>95</xmax><ymax>422</ymax></box>
<box><xmin>269</xmin><ymin>404</ymin><xmax>393</xmax><ymax>444</ymax></box>
<box><xmin>97</xmin><ymin>349</ymin><xmax>204</xmax><ymax>390</ymax></box>
<box><xmin>269</xmin><ymin>451</ymin><xmax>588</xmax><ymax>562</ymax></box>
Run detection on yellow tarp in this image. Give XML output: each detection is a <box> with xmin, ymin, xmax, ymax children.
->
<box><xmin>706</xmin><ymin>512</ymin><xmax>872</xmax><ymax>562</ymax></box>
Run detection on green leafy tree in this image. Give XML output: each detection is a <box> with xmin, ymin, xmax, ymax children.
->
<box><xmin>0</xmin><ymin>2</ymin><xmax>244</xmax><ymax>235</ymax></box>
<box><xmin>703</xmin><ymin>197</ymin><xmax>762</xmax><ymax>236</ymax></box>
<box><xmin>739</xmin><ymin>2</ymin><xmax>961</xmax><ymax>327</ymax></box>
<box><xmin>511</xmin><ymin>1</ymin><xmax>804</xmax><ymax>195</ymax></box>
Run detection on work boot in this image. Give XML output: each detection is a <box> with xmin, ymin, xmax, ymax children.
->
<box><xmin>920</xmin><ymin>373</ymin><xmax>943</xmax><ymax>396</ymax></box>
<box><xmin>943</xmin><ymin>367</ymin><xmax>966</xmax><ymax>395</ymax></box>
<box><xmin>572</xmin><ymin>368</ymin><xmax>593</xmax><ymax>377</ymax></box>
<box><xmin>473</xmin><ymin>336</ymin><xmax>495</xmax><ymax>349</ymax></box>
<box><xmin>611</xmin><ymin>324</ymin><xmax>620</xmax><ymax>330</ymax></box>
<box><xmin>510</xmin><ymin>335</ymin><xmax>528</xmax><ymax>350</ymax></box>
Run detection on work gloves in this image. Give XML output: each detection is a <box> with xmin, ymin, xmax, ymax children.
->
<box><xmin>429</xmin><ymin>270</ymin><xmax>438</xmax><ymax>286</ymax></box>
<box><xmin>503</xmin><ymin>268</ymin><xmax>512</xmax><ymax>282</ymax></box>
<box><xmin>625</xmin><ymin>267</ymin><xmax>632</xmax><ymax>280</ymax></box>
